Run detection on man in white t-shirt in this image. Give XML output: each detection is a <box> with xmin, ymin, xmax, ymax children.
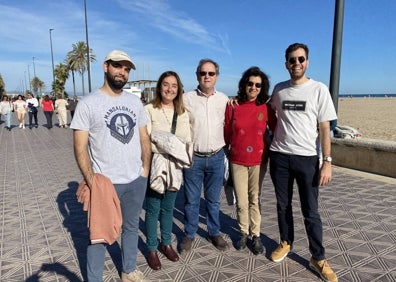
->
<box><xmin>268</xmin><ymin>43</ymin><xmax>338</xmax><ymax>282</ymax></box>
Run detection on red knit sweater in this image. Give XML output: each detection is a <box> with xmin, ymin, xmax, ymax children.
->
<box><xmin>224</xmin><ymin>100</ymin><xmax>277</xmax><ymax>166</ymax></box>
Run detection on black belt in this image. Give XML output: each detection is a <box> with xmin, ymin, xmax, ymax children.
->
<box><xmin>194</xmin><ymin>148</ymin><xmax>222</xmax><ymax>158</ymax></box>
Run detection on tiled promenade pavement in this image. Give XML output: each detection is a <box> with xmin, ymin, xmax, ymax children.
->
<box><xmin>1</xmin><ymin>111</ymin><xmax>395</xmax><ymax>282</ymax></box>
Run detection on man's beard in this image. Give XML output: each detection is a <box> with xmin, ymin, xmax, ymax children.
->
<box><xmin>106</xmin><ymin>72</ymin><xmax>127</xmax><ymax>90</ymax></box>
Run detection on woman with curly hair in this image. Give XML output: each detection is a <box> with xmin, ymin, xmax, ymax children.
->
<box><xmin>224</xmin><ymin>66</ymin><xmax>277</xmax><ymax>255</ymax></box>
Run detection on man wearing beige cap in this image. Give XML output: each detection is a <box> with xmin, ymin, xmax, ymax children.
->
<box><xmin>71</xmin><ymin>50</ymin><xmax>151</xmax><ymax>282</ymax></box>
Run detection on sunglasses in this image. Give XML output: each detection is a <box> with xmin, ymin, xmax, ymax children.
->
<box><xmin>288</xmin><ymin>56</ymin><xmax>306</xmax><ymax>64</ymax></box>
<box><xmin>199</xmin><ymin>71</ymin><xmax>216</xmax><ymax>77</ymax></box>
<box><xmin>247</xmin><ymin>81</ymin><xmax>262</xmax><ymax>88</ymax></box>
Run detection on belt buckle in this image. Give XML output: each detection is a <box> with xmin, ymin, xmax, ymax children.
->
<box><xmin>194</xmin><ymin>148</ymin><xmax>221</xmax><ymax>158</ymax></box>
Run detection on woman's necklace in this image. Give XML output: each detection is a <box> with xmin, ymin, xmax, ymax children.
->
<box><xmin>161</xmin><ymin>102</ymin><xmax>174</xmax><ymax>125</ymax></box>
<box><xmin>161</xmin><ymin>107</ymin><xmax>172</xmax><ymax>125</ymax></box>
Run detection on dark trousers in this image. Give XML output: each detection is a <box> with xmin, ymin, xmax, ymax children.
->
<box><xmin>28</xmin><ymin>111</ymin><xmax>38</xmax><ymax>126</ymax></box>
<box><xmin>44</xmin><ymin>111</ymin><xmax>53</xmax><ymax>128</ymax></box>
<box><xmin>269</xmin><ymin>151</ymin><xmax>325</xmax><ymax>260</ymax></box>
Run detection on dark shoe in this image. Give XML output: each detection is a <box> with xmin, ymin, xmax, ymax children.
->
<box><xmin>159</xmin><ymin>245</ymin><xmax>179</xmax><ymax>262</ymax></box>
<box><xmin>208</xmin><ymin>235</ymin><xmax>228</xmax><ymax>251</ymax></box>
<box><xmin>180</xmin><ymin>237</ymin><xmax>194</xmax><ymax>253</ymax></box>
<box><xmin>147</xmin><ymin>251</ymin><xmax>161</xmax><ymax>270</ymax></box>
<box><xmin>252</xmin><ymin>236</ymin><xmax>264</xmax><ymax>255</ymax></box>
<box><xmin>35</xmin><ymin>124</ymin><xmax>38</xmax><ymax>128</ymax></box>
<box><xmin>236</xmin><ymin>233</ymin><xmax>248</xmax><ymax>250</ymax></box>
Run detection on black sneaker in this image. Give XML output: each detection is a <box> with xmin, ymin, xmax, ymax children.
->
<box><xmin>236</xmin><ymin>233</ymin><xmax>248</xmax><ymax>250</ymax></box>
<box><xmin>252</xmin><ymin>236</ymin><xmax>264</xmax><ymax>255</ymax></box>
<box><xmin>208</xmin><ymin>235</ymin><xmax>228</xmax><ymax>251</ymax></box>
<box><xmin>180</xmin><ymin>237</ymin><xmax>194</xmax><ymax>253</ymax></box>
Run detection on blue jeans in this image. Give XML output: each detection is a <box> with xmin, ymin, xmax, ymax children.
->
<box><xmin>145</xmin><ymin>189</ymin><xmax>178</xmax><ymax>251</ymax></box>
<box><xmin>87</xmin><ymin>176</ymin><xmax>147</xmax><ymax>282</ymax></box>
<box><xmin>269</xmin><ymin>151</ymin><xmax>325</xmax><ymax>260</ymax></box>
<box><xmin>3</xmin><ymin>112</ymin><xmax>11</xmax><ymax>128</ymax></box>
<box><xmin>183</xmin><ymin>149</ymin><xmax>225</xmax><ymax>238</ymax></box>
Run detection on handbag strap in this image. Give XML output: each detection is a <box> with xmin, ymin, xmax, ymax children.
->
<box><xmin>171</xmin><ymin>110</ymin><xmax>177</xmax><ymax>134</ymax></box>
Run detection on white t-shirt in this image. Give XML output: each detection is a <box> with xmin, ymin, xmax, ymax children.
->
<box><xmin>270</xmin><ymin>79</ymin><xmax>337</xmax><ymax>156</ymax></box>
<box><xmin>70</xmin><ymin>90</ymin><xmax>148</xmax><ymax>184</ymax></box>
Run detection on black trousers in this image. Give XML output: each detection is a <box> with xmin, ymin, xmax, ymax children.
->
<box><xmin>28</xmin><ymin>111</ymin><xmax>38</xmax><ymax>126</ymax></box>
<box><xmin>44</xmin><ymin>111</ymin><xmax>53</xmax><ymax>128</ymax></box>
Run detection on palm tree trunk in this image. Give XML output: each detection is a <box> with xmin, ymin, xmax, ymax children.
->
<box><xmin>81</xmin><ymin>72</ymin><xmax>85</xmax><ymax>96</ymax></box>
<box><xmin>72</xmin><ymin>70</ymin><xmax>76</xmax><ymax>97</ymax></box>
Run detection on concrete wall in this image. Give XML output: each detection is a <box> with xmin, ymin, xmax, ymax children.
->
<box><xmin>331</xmin><ymin>138</ymin><xmax>396</xmax><ymax>178</ymax></box>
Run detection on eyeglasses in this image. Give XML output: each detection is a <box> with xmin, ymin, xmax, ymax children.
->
<box><xmin>288</xmin><ymin>56</ymin><xmax>306</xmax><ymax>64</ymax></box>
<box><xmin>199</xmin><ymin>71</ymin><xmax>216</xmax><ymax>77</ymax></box>
<box><xmin>247</xmin><ymin>81</ymin><xmax>262</xmax><ymax>88</ymax></box>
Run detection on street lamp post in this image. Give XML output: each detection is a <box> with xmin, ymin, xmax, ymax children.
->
<box><xmin>24</xmin><ymin>71</ymin><xmax>27</xmax><ymax>92</ymax></box>
<box><xmin>28</xmin><ymin>64</ymin><xmax>31</xmax><ymax>91</ymax></box>
<box><xmin>32</xmin><ymin>56</ymin><xmax>36</xmax><ymax>78</ymax></box>
<box><xmin>84</xmin><ymin>0</ymin><xmax>92</xmax><ymax>93</ymax></box>
<box><xmin>49</xmin><ymin>28</ymin><xmax>55</xmax><ymax>85</ymax></box>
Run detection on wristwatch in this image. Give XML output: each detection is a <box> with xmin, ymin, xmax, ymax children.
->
<box><xmin>323</xmin><ymin>156</ymin><xmax>332</xmax><ymax>163</ymax></box>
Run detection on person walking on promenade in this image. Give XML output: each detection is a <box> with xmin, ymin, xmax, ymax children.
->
<box><xmin>180</xmin><ymin>58</ymin><xmax>230</xmax><ymax>253</ymax></box>
<box><xmin>26</xmin><ymin>92</ymin><xmax>39</xmax><ymax>129</ymax></box>
<box><xmin>70</xmin><ymin>50</ymin><xmax>151</xmax><ymax>282</ymax></box>
<box><xmin>13</xmin><ymin>94</ymin><xmax>27</xmax><ymax>129</ymax></box>
<box><xmin>144</xmin><ymin>71</ymin><xmax>192</xmax><ymax>270</ymax></box>
<box><xmin>224</xmin><ymin>66</ymin><xmax>277</xmax><ymax>255</ymax></box>
<box><xmin>0</xmin><ymin>95</ymin><xmax>13</xmax><ymax>131</ymax></box>
<box><xmin>54</xmin><ymin>94</ymin><xmax>69</xmax><ymax>128</ymax></box>
<box><xmin>68</xmin><ymin>96</ymin><xmax>78</xmax><ymax>120</ymax></box>
<box><xmin>41</xmin><ymin>95</ymin><xmax>55</xmax><ymax>129</ymax></box>
<box><xmin>268</xmin><ymin>43</ymin><xmax>338</xmax><ymax>282</ymax></box>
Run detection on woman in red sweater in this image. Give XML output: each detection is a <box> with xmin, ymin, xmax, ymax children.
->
<box><xmin>41</xmin><ymin>95</ymin><xmax>55</xmax><ymax>129</ymax></box>
<box><xmin>224</xmin><ymin>66</ymin><xmax>277</xmax><ymax>255</ymax></box>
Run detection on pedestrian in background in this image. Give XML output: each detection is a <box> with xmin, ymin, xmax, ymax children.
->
<box><xmin>13</xmin><ymin>94</ymin><xmax>26</xmax><ymax>129</ymax></box>
<box><xmin>0</xmin><ymin>95</ymin><xmax>13</xmax><ymax>131</ymax></box>
<box><xmin>26</xmin><ymin>93</ymin><xmax>39</xmax><ymax>129</ymax></box>
<box><xmin>68</xmin><ymin>96</ymin><xmax>78</xmax><ymax>120</ymax></box>
<box><xmin>54</xmin><ymin>94</ymin><xmax>69</xmax><ymax>128</ymax></box>
<box><xmin>41</xmin><ymin>95</ymin><xmax>54</xmax><ymax>129</ymax></box>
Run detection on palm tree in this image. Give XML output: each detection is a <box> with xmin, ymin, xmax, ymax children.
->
<box><xmin>31</xmin><ymin>77</ymin><xmax>45</xmax><ymax>95</ymax></box>
<box><xmin>53</xmin><ymin>63</ymin><xmax>69</xmax><ymax>97</ymax></box>
<box><xmin>67</xmin><ymin>41</ymin><xmax>96</xmax><ymax>96</ymax></box>
<box><xmin>0</xmin><ymin>74</ymin><xmax>6</xmax><ymax>99</ymax></box>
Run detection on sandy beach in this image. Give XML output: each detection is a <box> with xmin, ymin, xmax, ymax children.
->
<box><xmin>336</xmin><ymin>97</ymin><xmax>396</xmax><ymax>141</ymax></box>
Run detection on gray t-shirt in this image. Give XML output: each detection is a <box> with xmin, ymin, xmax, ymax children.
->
<box><xmin>70</xmin><ymin>89</ymin><xmax>148</xmax><ymax>184</ymax></box>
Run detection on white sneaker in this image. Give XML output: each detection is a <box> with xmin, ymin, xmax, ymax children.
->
<box><xmin>19</xmin><ymin>123</ymin><xmax>22</xmax><ymax>128</ymax></box>
<box><xmin>22</xmin><ymin>125</ymin><xmax>25</xmax><ymax>129</ymax></box>
<box><xmin>121</xmin><ymin>269</ymin><xmax>145</xmax><ymax>282</ymax></box>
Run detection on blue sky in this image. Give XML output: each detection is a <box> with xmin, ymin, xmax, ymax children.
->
<box><xmin>0</xmin><ymin>0</ymin><xmax>395</xmax><ymax>96</ymax></box>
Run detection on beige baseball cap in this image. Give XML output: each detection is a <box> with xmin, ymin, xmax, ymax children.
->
<box><xmin>104</xmin><ymin>50</ymin><xmax>136</xmax><ymax>70</ymax></box>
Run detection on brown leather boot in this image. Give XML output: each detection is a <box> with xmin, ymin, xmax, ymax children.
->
<box><xmin>159</xmin><ymin>244</ymin><xmax>179</xmax><ymax>262</ymax></box>
<box><xmin>147</xmin><ymin>251</ymin><xmax>161</xmax><ymax>270</ymax></box>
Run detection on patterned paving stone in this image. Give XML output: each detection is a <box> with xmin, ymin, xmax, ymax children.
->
<box><xmin>0</xmin><ymin>112</ymin><xmax>395</xmax><ymax>281</ymax></box>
